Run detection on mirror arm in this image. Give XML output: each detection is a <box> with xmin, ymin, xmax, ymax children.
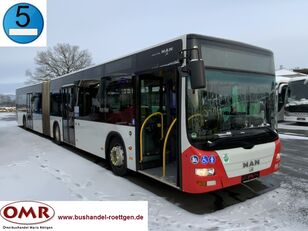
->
<box><xmin>179</xmin><ymin>46</ymin><xmax>206</xmax><ymax>89</ymax></box>
<box><xmin>179</xmin><ymin>47</ymin><xmax>202</xmax><ymax>63</ymax></box>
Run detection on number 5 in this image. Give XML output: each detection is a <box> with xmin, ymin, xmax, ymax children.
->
<box><xmin>16</xmin><ymin>5</ymin><xmax>30</xmax><ymax>27</ymax></box>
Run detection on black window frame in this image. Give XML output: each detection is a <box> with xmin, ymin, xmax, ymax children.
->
<box><xmin>101</xmin><ymin>75</ymin><xmax>136</xmax><ymax>125</ymax></box>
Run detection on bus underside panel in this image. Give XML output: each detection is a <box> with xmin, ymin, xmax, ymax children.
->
<box><xmin>17</xmin><ymin>111</ymin><xmax>27</xmax><ymax>126</ymax></box>
<box><xmin>32</xmin><ymin>113</ymin><xmax>43</xmax><ymax>134</ymax></box>
<box><xmin>74</xmin><ymin>119</ymin><xmax>137</xmax><ymax>171</ymax></box>
<box><xmin>284</xmin><ymin>112</ymin><xmax>308</xmax><ymax>123</ymax></box>
<box><xmin>181</xmin><ymin>139</ymin><xmax>281</xmax><ymax>194</ymax></box>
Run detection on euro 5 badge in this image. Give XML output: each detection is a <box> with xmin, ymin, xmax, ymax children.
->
<box><xmin>0</xmin><ymin>0</ymin><xmax>47</xmax><ymax>47</ymax></box>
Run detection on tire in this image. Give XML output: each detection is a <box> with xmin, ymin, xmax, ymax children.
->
<box><xmin>53</xmin><ymin>123</ymin><xmax>61</xmax><ymax>145</ymax></box>
<box><xmin>22</xmin><ymin>116</ymin><xmax>26</xmax><ymax>128</ymax></box>
<box><xmin>108</xmin><ymin>137</ymin><xmax>128</xmax><ymax>176</ymax></box>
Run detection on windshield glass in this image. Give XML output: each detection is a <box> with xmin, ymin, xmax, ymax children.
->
<box><xmin>186</xmin><ymin>69</ymin><xmax>277</xmax><ymax>146</ymax></box>
<box><xmin>287</xmin><ymin>79</ymin><xmax>308</xmax><ymax>103</ymax></box>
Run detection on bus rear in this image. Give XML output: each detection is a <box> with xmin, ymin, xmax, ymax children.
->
<box><xmin>181</xmin><ymin>35</ymin><xmax>280</xmax><ymax>193</ymax></box>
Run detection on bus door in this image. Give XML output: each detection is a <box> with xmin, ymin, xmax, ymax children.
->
<box><xmin>26</xmin><ymin>93</ymin><xmax>33</xmax><ymax>129</ymax></box>
<box><xmin>61</xmin><ymin>86</ymin><xmax>76</xmax><ymax>145</ymax></box>
<box><xmin>138</xmin><ymin>69</ymin><xmax>179</xmax><ymax>185</ymax></box>
<box><xmin>139</xmin><ymin>77</ymin><xmax>163</xmax><ymax>167</ymax></box>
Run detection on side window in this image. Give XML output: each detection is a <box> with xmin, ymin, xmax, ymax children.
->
<box><xmin>140</xmin><ymin>78</ymin><xmax>162</xmax><ymax>121</ymax></box>
<box><xmin>106</xmin><ymin>79</ymin><xmax>121</xmax><ymax>113</ymax></box>
<box><xmin>16</xmin><ymin>94</ymin><xmax>27</xmax><ymax>111</ymax></box>
<box><xmin>50</xmin><ymin>93</ymin><xmax>62</xmax><ymax>116</ymax></box>
<box><xmin>103</xmin><ymin>76</ymin><xmax>135</xmax><ymax>125</ymax></box>
<box><xmin>77</xmin><ymin>81</ymin><xmax>100</xmax><ymax>117</ymax></box>
<box><xmin>32</xmin><ymin>93</ymin><xmax>42</xmax><ymax>113</ymax></box>
<box><xmin>62</xmin><ymin>88</ymin><xmax>76</xmax><ymax>119</ymax></box>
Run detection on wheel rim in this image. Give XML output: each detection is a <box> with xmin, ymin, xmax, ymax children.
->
<box><xmin>110</xmin><ymin>145</ymin><xmax>125</xmax><ymax>167</ymax></box>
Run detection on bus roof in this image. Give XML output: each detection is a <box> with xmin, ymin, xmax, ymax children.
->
<box><xmin>17</xmin><ymin>34</ymin><xmax>273</xmax><ymax>90</ymax></box>
<box><xmin>276</xmin><ymin>76</ymin><xmax>291</xmax><ymax>84</ymax></box>
<box><xmin>288</xmin><ymin>75</ymin><xmax>308</xmax><ymax>83</ymax></box>
<box><xmin>43</xmin><ymin>34</ymin><xmax>187</xmax><ymax>83</ymax></box>
<box><xmin>187</xmin><ymin>34</ymin><xmax>273</xmax><ymax>55</ymax></box>
<box><xmin>16</xmin><ymin>82</ymin><xmax>42</xmax><ymax>94</ymax></box>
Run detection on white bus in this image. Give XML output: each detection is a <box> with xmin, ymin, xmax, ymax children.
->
<box><xmin>16</xmin><ymin>34</ymin><xmax>281</xmax><ymax>194</ymax></box>
<box><xmin>285</xmin><ymin>76</ymin><xmax>308</xmax><ymax>123</ymax></box>
<box><xmin>276</xmin><ymin>76</ymin><xmax>289</xmax><ymax>121</ymax></box>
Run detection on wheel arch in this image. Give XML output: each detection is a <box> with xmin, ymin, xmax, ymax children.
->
<box><xmin>53</xmin><ymin>121</ymin><xmax>60</xmax><ymax>135</ymax></box>
<box><xmin>105</xmin><ymin>132</ymin><xmax>125</xmax><ymax>160</ymax></box>
<box><xmin>52</xmin><ymin>121</ymin><xmax>61</xmax><ymax>142</ymax></box>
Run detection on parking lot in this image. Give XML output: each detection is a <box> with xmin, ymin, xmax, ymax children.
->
<box><xmin>0</xmin><ymin>113</ymin><xmax>307</xmax><ymax>230</ymax></box>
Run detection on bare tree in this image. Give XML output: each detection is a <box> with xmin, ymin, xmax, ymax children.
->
<box><xmin>25</xmin><ymin>43</ymin><xmax>93</xmax><ymax>84</ymax></box>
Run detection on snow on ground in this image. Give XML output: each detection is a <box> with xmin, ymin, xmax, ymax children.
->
<box><xmin>279</xmin><ymin>134</ymin><xmax>308</xmax><ymax>140</ymax></box>
<box><xmin>0</xmin><ymin>112</ymin><xmax>16</xmax><ymax>128</ymax></box>
<box><xmin>278</xmin><ymin>123</ymin><xmax>308</xmax><ymax>131</ymax></box>
<box><xmin>0</xmin><ymin>112</ymin><xmax>308</xmax><ymax>230</ymax></box>
<box><xmin>0</xmin><ymin>112</ymin><xmax>13</xmax><ymax>118</ymax></box>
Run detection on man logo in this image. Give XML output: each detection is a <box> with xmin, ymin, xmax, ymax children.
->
<box><xmin>0</xmin><ymin>201</ymin><xmax>55</xmax><ymax>225</ymax></box>
<box><xmin>222</xmin><ymin>154</ymin><xmax>230</xmax><ymax>164</ymax></box>
<box><xmin>243</xmin><ymin>159</ymin><xmax>260</xmax><ymax>168</ymax></box>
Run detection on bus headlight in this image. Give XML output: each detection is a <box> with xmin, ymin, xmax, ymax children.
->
<box><xmin>195</xmin><ymin>168</ymin><xmax>215</xmax><ymax>176</ymax></box>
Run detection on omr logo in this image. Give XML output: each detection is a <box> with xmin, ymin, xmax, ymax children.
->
<box><xmin>0</xmin><ymin>201</ymin><xmax>55</xmax><ymax>225</ymax></box>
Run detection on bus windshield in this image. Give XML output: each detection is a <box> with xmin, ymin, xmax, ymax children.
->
<box><xmin>287</xmin><ymin>79</ymin><xmax>308</xmax><ymax>103</ymax></box>
<box><xmin>186</xmin><ymin>69</ymin><xmax>277</xmax><ymax>149</ymax></box>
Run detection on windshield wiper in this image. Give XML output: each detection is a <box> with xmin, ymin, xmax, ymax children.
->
<box><xmin>217</xmin><ymin>131</ymin><xmax>232</xmax><ymax>137</ymax></box>
<box><xmin>206</xmin><ymin>135</ymin><xmax>254</xmax><ymax>149</ymax></box>
<box><xmin>206</xmin><ymin>126</ymin><xmax>277</xmax><ymax>149</ymax></box>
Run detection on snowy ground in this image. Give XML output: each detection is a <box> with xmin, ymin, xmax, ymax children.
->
<box><xmin>278</xmin><ymin>122</ymin><xmax>308</xmax><ymax>137</ymax></box>
<box><xmin>0</xmin><ymin>112</ymin><xmax>307</xmax><ymax>230</ymax></box>
<box><xmin>279</xmin><ymin>122</ymin><xmax>308</xmax><ymax>131</ymax></box>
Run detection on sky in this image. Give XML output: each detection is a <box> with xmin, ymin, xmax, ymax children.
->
<box><xmin>0</xmin><ymin>0</ymin><xmax>308</xmax><ymax>94</ymax></box>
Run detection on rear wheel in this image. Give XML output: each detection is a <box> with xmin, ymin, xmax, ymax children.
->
<box><xmin>109</xmin><ymin>138</ymin><xmax>128</xmax><ymax>176</ymax></box>
<box><xmin>53</xmin><ymin>123</ymin><xmax>61</xmax><ymax>144</ymax></box>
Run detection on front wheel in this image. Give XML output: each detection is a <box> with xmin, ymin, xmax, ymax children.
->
<box><xmin>109</xmin><ymin>138</ymin><xmax>128</xmax><ymax>176</ymax></box>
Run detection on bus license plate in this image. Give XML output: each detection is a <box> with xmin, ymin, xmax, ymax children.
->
<box><xmin>242</xmin><ymin>172</ymin><xmax>260</xmax><ymax>183</ymax></box>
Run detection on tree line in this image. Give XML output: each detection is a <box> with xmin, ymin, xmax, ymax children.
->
<box><xmin>0</xmin><ymin>95</ymin><xmax>15</xmax><ymax>107</ymax></box>
<box><xmin>1</xmin><ymin>44</ymin><xmax>91</xmax><ymax>107</ymax></box>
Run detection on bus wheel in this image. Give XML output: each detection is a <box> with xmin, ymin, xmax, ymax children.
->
<box><xmin>22</xmin><ymin>116</ymin><xmax>26</xmax><ymax>128</ymax></box>
<box><xmin>54</xmin><ymin>124</ymin><xmax>61</xmax><ymax>145</ymax></box>
<box><xmin>109</xmin><ymin>138</ymin><xmax>128</xmax><ymax>176</ymax></box>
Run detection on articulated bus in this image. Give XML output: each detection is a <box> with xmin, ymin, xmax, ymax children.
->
<box><xmin>285</xmin><ymin>76</ymin><xmax>308</xmax><ymax>123</ymax></box>
<box><xmin>16</xmin><ymin>34</ymin><xmax>281</xmax><ymax>194</ymax></box>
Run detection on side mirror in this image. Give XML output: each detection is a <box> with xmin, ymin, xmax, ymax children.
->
<box><xmin>189</xmin><ymin>59</ymin><xmax>206</xmax><ymax>89</ymax></box>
